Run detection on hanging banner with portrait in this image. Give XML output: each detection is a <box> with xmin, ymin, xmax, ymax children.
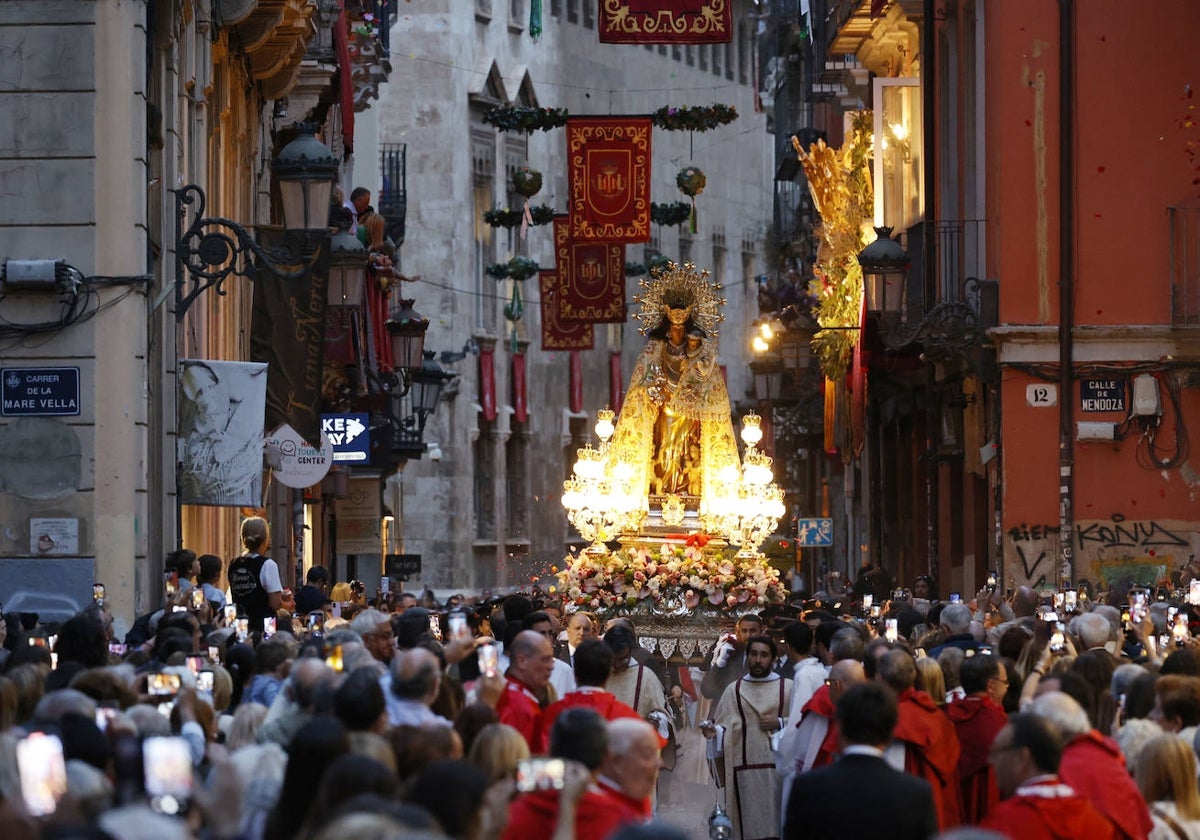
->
<box><xmin>567</xmin><ymin>117</ymin><xmax>652</xmax><ymax>243</ymax></box>
<box><xmin>540</xmin><ymin>270</ymin><xmax>595</xmax><ymax>351</ymax></box>
<box><xmin>552</xmin><ymin>216</ymin><xmax>627</xmax><ymax>324</ymax></box>
<box><xmin>178</xmin><ymin>360</ymin><xmax>268</xmax><ymax>507</ymax></box>
<box><xmin>597</xmin><ymin>0</ymin><xmax>732</xmax><ymax>45</ymax></box>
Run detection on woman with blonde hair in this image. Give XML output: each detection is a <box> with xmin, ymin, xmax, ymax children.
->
<box><xmin>466</xmin><ymin>723</ymin><xmax>530</xmax><ymax>784</ymax></box>
<box><xmin>229</xmin><ymin>516</ymin><xmax>283</xmax><ymax>626</ymax></box>
<box><xmin>1135</xmin><ymin>734</ymin><xmax>1200</xmax><ymax>838</ymax></box>
<box><xmin>915</xmin><ymin>655</ymin><xmax>948</xmax><ymax>706</ymax></box>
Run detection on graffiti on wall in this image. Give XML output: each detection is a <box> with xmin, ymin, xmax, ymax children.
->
<box><xmin>1003</xmin><ymin>523</ymin><xmax>1058</xmax><ymax>591</ymax></box>
<box><xmin>1074</xmin><ymin>515</ymin><xmax>1196</xmax><ymax>589</ymax></box>
<box><xmin>1003</xmin><ymin>515</ymin><xmax>1200</xmax><ymax>591</ymax></box>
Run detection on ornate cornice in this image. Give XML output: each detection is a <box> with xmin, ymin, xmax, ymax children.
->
<box><xmin>233</xmin><ymin>0</ymin><xmax>316</xmax><ymax>101</ymax></box>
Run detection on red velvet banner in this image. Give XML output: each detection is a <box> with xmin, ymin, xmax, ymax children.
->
<box><xmin>609</xmin><ymin>350</ymin><xmax>624</xmax><ymax>413</ymax></box>
<box><xmin>598</xmin><ymin>0</ymin><xmax>733</xmax><ymax>44</ymax></box>
<box><xmin>513</xmin><ymin>352</ymin><xmax>528</xmax><ymax>424</ymax></box>
<box><xmin>539</xmin><ymin>270</ymin><xmax>594</xmax><ymax>351</ymax></box>
<box><xmin>850</xmin><ymin>294</ymin><xmax>867</xmax><ymax>458</ymax></box>
<box><xmin>567</xmin><ymin>117</ymin><xmax>652</xmax><ymax>243</ymax></box>
<box><xmin>570</xmin><ymin>350</ymin><xmax>584</xmax><ymax>414</ymax></box>
<box><xmin>553</xmin><ymin>216</ymin><xmax>626</xmax><ymax>323</ymax></box>
<box><xmin>479</xmin><ymin>347</ymin><xmax>497</xmax><ymax>421</ymax></box>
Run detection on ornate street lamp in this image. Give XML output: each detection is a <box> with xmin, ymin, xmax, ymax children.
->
<box><xmin>327</xmin><ymin>228</ymin><xmax>367</xmax><ymax>307</ymax></box>
<box><xmin>857</xmin><ymin>226</ymin><xmax>909</xmax><ymax>317</ymax></box>
<box><xmin>273</xmin><ymin>124</ymin><xmax>339</xmax><ymax>232</ymax></box>
<box><xmin>386</xmin><ymin>299</ymin><xmax>429</xmax><ymax>372</ymax></box>
<box><xmin>172</xmin><ymin>122</ymin><xmax>338</xmax><ymax>321</ymax></box>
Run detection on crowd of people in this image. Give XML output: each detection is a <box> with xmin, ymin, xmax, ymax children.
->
<box><xmin>1</xmin><ymin>519</ymin><xmax>1200</xmax><ymax>840</ymax></box>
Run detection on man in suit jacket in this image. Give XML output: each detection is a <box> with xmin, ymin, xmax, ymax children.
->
<box><xmin>784</xmin><ymin>681</ymin><xmax>938</xmax><ymax>840</ymax></box>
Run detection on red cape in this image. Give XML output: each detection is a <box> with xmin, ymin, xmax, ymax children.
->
<box><xmin>501</xmin><ymin>788</ymin><xmax>640</xmax><ymax>840</ymax></box>
<box><xmin>946</xmin><ymin>695</ymin><xmax>1007</xmax><ymax>823</ymax></box>
<box><xmin>497</xmin><ymin>676</ymin><xmax>545</xmax><ymax>754</ymax></box>
<box><xmin>540</xmin><ymin>690</ymin><xmax>646</xmax><ymax>750</ymax></box>
<box><xmin>1059</xmin><ymin>731</ymin><xmax>1152</xmax><ymax>840</ymax></box>
<box><xmin>981</xmin><ymin>786</ymin><xmax>1118</xmax><ymax>840</ymax></box>
<box><xmin>894</xmin><ymin>688</ymin><xmax>962</xmax><ymax>829</ymax></box>
<box><xmin>801</xmin><ymin>683</ymin><xmax>840</xmax><ymax>770</ymax></box>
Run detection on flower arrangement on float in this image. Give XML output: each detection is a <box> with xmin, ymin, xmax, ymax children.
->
<box><xmin>555</xmin><ymin>536</ymin><xmax>785</xmax><ymax>614</ymax></box>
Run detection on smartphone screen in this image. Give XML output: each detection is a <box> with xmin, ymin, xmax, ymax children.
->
<box><xmin>1190</xmin><ymin>580</ymin><xmax>1200</xmax><ymax>607</ymax></box>
<box><xmin>108</xmin><ymin>642</ymin><xmax>127</xmax><ymax>657</ymax></box>
<box><xmin>235</xmin><ymin>618</ymin><xmax>249</xmax><ymax>642</ymax></box>
<box><xmin>862</xmin><ymin>594</ymin><xmax>873</xmax><ymax>610</ymax></box>
<box><xmin>148</xmin><ymin>673</ymin><xmax>181</xmax><ymax>696</ymax></box>
<box><xmin>143</xmin><ymin>736</ymin><xmax>193</xmax><ymax>815</ymax></box>
<box><xmin>223</xmin><ymin>605</ymin><xmax>238</xmax><ymax>626</ymax></box>
<box><xmin>93</xmin><ymin>583</ymin><xmax>106</xmax><ymax>602</ymax></box>
<box><xmin>884</xmin><ymin>618</ymin><xmax>899</xmax><ymax>643</ymax></box>
<box><xmin>328</xmin><ymin>644</ymin><xmax>344</xmax><ymax>673</ymax></box>
<box><xmin>17</xmin><ymin>733</ymin><xmax>68</xmax><ymax>817</ymax></box>
<box><xmin>449</xmin><ymin>612</ymin><xmax>471</xmax><ymax>643</ymax></box>
<box><xmin>263</xmin><ymin>617</ymin><xmax>276</xmax><ymax>638</ymax></box>
<box><xmin>1064</xmin><ymin>590</ymin><xmax>1077</xmax><ymax>611</ymax></box>
<box><xmin>478</xmin><ymin>642</ymin><xmax>499</xmax><ymax>678</ymax></box>
<box><xmin>185</xmin><ymin>655</ymin><xmax>204</xmax><ymax>675</ymax></box>
<box><xmin>196</xmin><ymin>671</ymin><xmax>215</xmax><ymax>693</ymax></box>
<box><xmin>164</xmin><ymin>572</ymin><xmax>178</xmax><ymax>596</ymax></box>
<box><xmin>208</xmin><ymin>645</ymin><xmax>220</xmax><ymax>663</ymax></box>
<box><xmin>307</xmin><ymin>611</ymin><xmax>325</xmax><ymax>633</ymax></box>
<box><xmin>190</xmin><ymin>588</ymin><xmax>205</xmax><ymax>610</ymax></box>
<box><xmin>380</xmin><ymin>576</ymin><xmax>391</xmax><ymax>595</ymax></box>
<box><xmin>516</xmin><ymin>758</ymin><xmax>566</xmax><ymax>793</ymax></box>
<box><xmin>428</xmin><ymin>614</ymin><xmax>443</xmax><ymax>641</ymax></box>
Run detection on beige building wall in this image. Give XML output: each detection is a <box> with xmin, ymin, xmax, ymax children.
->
<box><xmin>372</xmin><ymin>2</ymin><xmax>772</xmax><ymax>590</ymax></box>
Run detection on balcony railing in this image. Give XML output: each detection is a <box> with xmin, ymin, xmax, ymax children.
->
<box><xmin>379</xmin><ymin>143</ymin><xmax>407</xmax><ymax>248</ymax></box>
<box><xmin>904</xmin><ymin>219</ymin><xmax>987</xmax><ymax>317</ymax></box>
<box><xmin>1170</xmin><ymin>202</ymin><xmax>1200</xmax><ymax>326</ymax></box>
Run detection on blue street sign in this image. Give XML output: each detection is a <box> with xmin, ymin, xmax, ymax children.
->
<box><xmin>321</xmin><ymin>413</ymin><xmax>371</xmax><ymax>463</ymax></box>
<box><xmin>1</xmin><ymin>367</ymin><xmax>81</xmax><ymax>417</ymax></box>
<box><xmin>796</xmin><ymin>518</ymin><xmax>834</xmax><ymax>547</ymax></box>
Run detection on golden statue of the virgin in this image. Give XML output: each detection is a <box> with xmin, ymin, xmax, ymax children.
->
<box><xmin>609</xmin><ymin>262</ymin><xmax>740</xmax><ymax>519</ymax></box>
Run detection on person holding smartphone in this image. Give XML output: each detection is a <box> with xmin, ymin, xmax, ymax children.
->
<box><xmin>228</xmin><ymin>517</ymin><xmax>283</xmax><ymax>628</ymax></box>
<box><xmin>196</xmin><ymin>554</ymin><xmax>227</xmax><ymax>614</ymax></box>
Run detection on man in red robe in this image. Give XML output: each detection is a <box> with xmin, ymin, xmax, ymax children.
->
<box><xmin>503</xmin><ymin>708</ymin><xmax>643</xmax><ymax>840</ymax></box>
<box><xmin>540</xmin><ymin>638</ymin><xmax>646</xmax><ymax>748</ymax></box>
<box><xmin>792</xmin><ymin>658</ymin><xmax>865</xmax><ymax>774</ymax></box>
<box><xmin>947</xmin><ymin>653</ymin><xmax>1008</xmax><ymax>822</ymax></box>
<box><xmin>495</xmin><ymin>629</ymin><xmax>557</xmax><ymax>753</ymax></box>
<box><xmin>982</xmin><ymin>713</ymin><xmax>1115</xmax><ymax>840</ymax></box>
<box><xmin>877</xmin><ymin>649</ymin><xmax>962</xmax><ymax>830</ymax></box>
<box><xmin>595</xmin><ymin>718</ymin><xmax>662</xmax><ymax>821</ymax></box>
<box><xmin>1029</xmin><ymin>691</ymin><xmax>1152</xmax><ymax>840</ymax></box>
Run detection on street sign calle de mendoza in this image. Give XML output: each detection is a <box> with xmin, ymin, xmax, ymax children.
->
<box><xmin>1079</xmin><ymin>378</ymin><xmax>1126</xmax><ymax>413</ymax></box>
<box><xmin>1</xmin><ymin>367</ymin><xmax>81</xmax><ymax>416</ymax></box>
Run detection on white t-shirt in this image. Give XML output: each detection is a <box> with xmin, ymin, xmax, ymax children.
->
<box><xmin>259</xmin><ymin>558</ymin><xmax>283</xmax><ymax>594</ymax></box>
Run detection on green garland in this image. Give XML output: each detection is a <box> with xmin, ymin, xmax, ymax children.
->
<box><xmin>650</xmin><ymin>201</ymin><xmax>692</xmax><ymax>228</ymax></box>
<box><xmin>651</xmin><ymin>104</ymin><xmax>738</xmax><ymax>132</ymax></box>
<box><xmin>482</xmin><ymin>104</ymin><xmax>738</xmax><ymax>134</ymax></box>
<box><xmin>483</xmin><ymin>106</ymin><xmax>569</xmax><ymax>133</ymax></box>
<box><xmin>486</xmin><ymin>256</ymin><xmax>541</xmax><ymax>281</ymax></box>
<box><xmin>482</xmin><ymin>205</ymin><xmax>556</xmax><ymax>229</ymax></box>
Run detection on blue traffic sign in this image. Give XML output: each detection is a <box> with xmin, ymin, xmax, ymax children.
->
<box><xmin>321</xmin><ymin>413</ymin><xmax>371</xmax><ymax>463</ymax></box>
<box><xmin>796</xmin><ymin>518</ymin><xmax>834</xmax><ymax>547</ymax></box>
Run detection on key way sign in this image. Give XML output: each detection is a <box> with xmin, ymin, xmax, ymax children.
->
<box><xmin>321</xmin><ymin>413</ymin><xmax>370</xmax><ymax>463</ymax></box>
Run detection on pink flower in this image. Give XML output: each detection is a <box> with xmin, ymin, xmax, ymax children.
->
<box><xmin>684</xmin><ymin>590</ymin><xmax>701</xmax><ymax>609</ymax></box>
<box><xmin>708</xmin><ymin>591</ymin><xmax>725</xmax><ymax>606</ymax></box>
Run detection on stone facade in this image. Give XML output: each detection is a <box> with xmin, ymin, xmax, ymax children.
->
<box><xmin>372</xmin><ymin>3</ymin><xmax>773</xmax><ymax>590</ymax></box>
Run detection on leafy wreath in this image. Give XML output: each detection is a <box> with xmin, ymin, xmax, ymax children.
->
<box><xmin>651</xmin><ymin>104</ymin><xmax>738</xmax><ymax>132</ymax></box>
<box><xmin>483</xmin><ymin>104</ymin><xmax>738</xmax><ymax>134</ymax></box>
<box><xmin>482</xmin><ymin>205</ymin><xmax>556</xmax><ymax>228</ymax></box>
<box><xmin>486</xmin><ymin>256</ymin><xmax>541</xmax><ymax>281</ymax></box>
<box><xmin>483</xmin><ymin>106</ymin><xmax>569</xmax><ymax>133</ymax></box>
<box><xmin>650</xmin><ymin>201</ymin><xmax>692</xmax><ymax>228</ymax></box>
